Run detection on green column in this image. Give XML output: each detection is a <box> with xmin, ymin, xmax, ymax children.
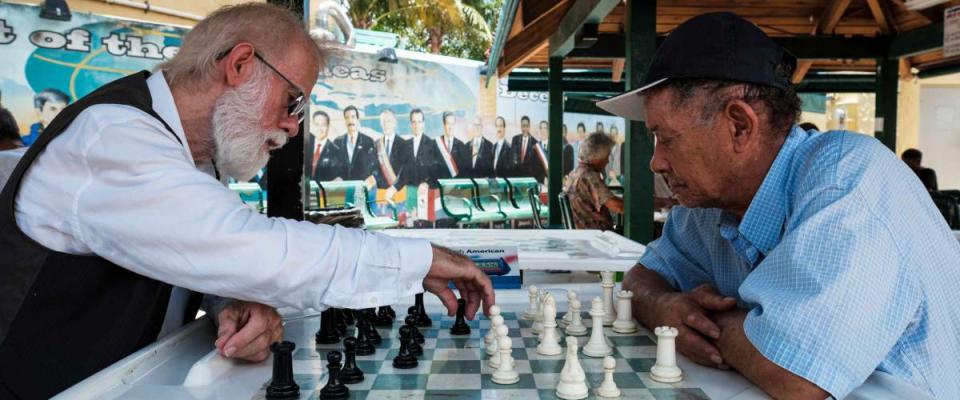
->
<box><xmin>548</xmin><ymin>56</ymin><xmax>564</xmax><ymax>227</ymax></box>
<box><xmin>875</xmin><ymin>57</ymin><xmax>899</xmax><ymax>152</ymax></box>
<box><xmin>623</xmin><ymin>0</ymin><xmax>656</xmax><ymax>243</ymax></box>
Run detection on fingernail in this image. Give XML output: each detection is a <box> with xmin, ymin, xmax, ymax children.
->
<box><xmin>710</xmin><ymin>330</ymin><xmax>720</xmax><ymax>339</ymax></box>
<box><xmin>225</xmin><ymin>347</ymin><xmax>236</xmax><ymax>357</ymax></box>
<box><xmin>710</xmin><ymin>354</ymin><xmax>723</xmax><ymax>364</ymax></box>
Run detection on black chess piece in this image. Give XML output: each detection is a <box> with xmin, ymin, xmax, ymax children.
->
<box><xmin>383</xmin><ymin>305</ymin><xmax>396</xmax><ymax>319</ymax></box>
<box><xmin>374</xmin><ymin>306</ymin><xmax>394</xmax><ymax>327</ymax></box>
<box><xmin>414</xmin><ymin>293</ymin><xmax>432</xmax><ymax>327</ymax></box>
<box><xmin>334</xmin><ymin>308</ymin><xmax>347</xmax><ymax>336</ymax></box>
<box><xmin>319</xmin><ymin>351</ymin><xmax>349</xmax><ymax>400</ymax></box>
<box><xmin>404</xmin><ymin>315</ymin><xmax>425</xmax><ymax>345</ymax></box>
<box><xmin>392</xmin><ymin>325</ymin><xmax>419</xmax><ymax>369</ymax></box>
<box><xmin>363</xmin><ymin>309</ymin><xmax>382</xmax><ymax>345</ymax></box>
<box><xmin>341</xmin><ymin>308</ymin><xmax>355</xmax><ymax>326</ymax></box>
<box><xmin>354</xmin><ymin>314</ymin><xmax>376</xmax><ymax>356</ymax></box>
<box><xmin>449</xmin><ymin>298</ymin><xmax>471</xmax><ymax>335</ymax></box>
<box><xmin>403</xmin><ymin>317</ymin><xmax>423</xmax><ymax>356</ymax></box>
<box><xmin>339</xmin><ymin>337</ymin><xmax>364</xmax><ymax>384</ymax></box>
<box><xmin>316</xmin><ymin>308</ymin><xmax>341</xmax><ymax>345</ymax></box>
<box><xmin>266</xmin><ymin>341</ymin><xmax>300</xmax><ymax>399</ymax></box>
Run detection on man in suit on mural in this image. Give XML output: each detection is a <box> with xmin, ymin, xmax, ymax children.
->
<box><xmin>307</xmin><ymin>110</ymin><xmax>346</xmax><ymax>182</ymax></box>
<box><xmin>334</xmin><ymin>105</ymin><xmax>377</xmax><ymax>187</ymax></box>
<box><xmin>512</xmin><ymin>115</ymin><xmax>546</xmax><ymax>183</ymax></box>
<box><xmin>375</xmin><ymin>108</ymin><xmax>411</xmax><ymax>200</ymax></box>
<box><xmin>563</xmin><ymin>123</ymin><xmax>576</xmax><ymax>177</ymax></box>
<box><xmin>492</xmin><ymin>116</ymin><xmax>513</xmax><ymax>178</ymax></box>
<box><xmin>434</xmin><ymin>111</ymin><xmax>467</xmax><ymax>179</ymax></box>
<box><xmin>462</xmin><ymin>116</ymin><xmax>494</xmax><ymax>178</ymax></box>
<box><xmin>401</xmin><ymin>108</ymin><xmax>443</xmax><ymax>188</ymax></box>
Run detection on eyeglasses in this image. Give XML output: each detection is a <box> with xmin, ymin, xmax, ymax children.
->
<box><xmin>216</xmin><ymin>48</ymin><xmax>306</xmax><ymax>123</ymax></box>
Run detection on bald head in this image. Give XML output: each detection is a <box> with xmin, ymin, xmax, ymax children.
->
<box><xmin>159</xmin><ymin>3</ymin><xmax>323</xmax><ymax>87</ymax></box>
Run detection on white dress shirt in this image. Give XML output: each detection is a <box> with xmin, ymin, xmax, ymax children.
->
<box><xmin>14</xmin><ymin>72</ymin><xmax>432</xmax><ymax>313</ymax></box>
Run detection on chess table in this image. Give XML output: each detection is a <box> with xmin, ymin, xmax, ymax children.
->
<box><xmin>57</xmin><ymin>285</ymin><xmax>769</xmax><ymax>400</ymax></box>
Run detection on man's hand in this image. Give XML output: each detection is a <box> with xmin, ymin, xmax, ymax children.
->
<box><xmin>214</xmin><ymin>301</ymin><xmax>283</xmax><ymax>362</ymax></box>
<box><xmin>648</xmin><ymin>284</ymin><xmax>737</xmax><ymax>368</ymax></box>
<box><xmin>422</xmin><ymin>245</ymin><xmax>495</xmax><ymax>321</ymax></box>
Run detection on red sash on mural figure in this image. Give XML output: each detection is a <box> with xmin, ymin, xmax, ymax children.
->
<box><xmin>376</xmin><ymin>137</ymin><xmax>397</xmax><ymax>187</ymax></box>
<box><xmin>436</xmin><ymin>136</ymin><xmax>459</xmax><ymax>177</ymax></box>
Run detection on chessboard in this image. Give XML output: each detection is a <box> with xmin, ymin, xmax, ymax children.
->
<box><xmin>254</xmin><ymin>306</ymin><xmax>712</xmax><ymax>400</ymax></box>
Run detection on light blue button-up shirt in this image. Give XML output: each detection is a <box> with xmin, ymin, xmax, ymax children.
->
<box><xmin>639</xmin><ymin>126</ymin><xmax>960</xmax><ymax>399</ymax></box>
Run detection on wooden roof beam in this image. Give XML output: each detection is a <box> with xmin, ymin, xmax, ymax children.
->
<box><xmin>792</xmin><ymin>61</ymin><xmax>814</xmax><ymax>84</ymax></box>
<box><xmin>866</xmin><ymin>0</ymin><xmax>897</xmax><ymax>35</ymax></box>
<box><xmin>548</xmin><ymin>0</ymin><xmax>621</xmax><ymax>57</ymax></box>
<box><xmin>816</xmin><ymin>0</ymin><xmax>854</xmax><ymax>34</ymax></box>
<box><xmin>498</xmin><ymin>0</ymin><xmax>572</xmax><ymax>77</ymax></box>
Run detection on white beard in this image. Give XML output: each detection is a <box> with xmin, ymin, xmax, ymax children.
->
<box><xmin>211</xmin><ymin>68</ymin><xmax>288</xmax><ymax>181</ymax></box>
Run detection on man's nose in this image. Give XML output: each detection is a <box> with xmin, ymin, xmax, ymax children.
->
<box><xmin>278</xmin><ymin>115</ymin><xmax>300</xmax><ymax>138</ymax></box>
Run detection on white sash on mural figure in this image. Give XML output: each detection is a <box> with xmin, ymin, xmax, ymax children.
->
<box><xmin>435</xmin><ymin>136</ymin><xmax>459</xmax><ymax>177</ymax></box>
<box><xmin>376</xmin><ymin>137</ymin><xmax>398</xmax><ymax>187</ymax></box>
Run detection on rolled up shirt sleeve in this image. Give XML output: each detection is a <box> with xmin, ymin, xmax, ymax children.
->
<box><xmin>738</xmin><ymin>186</ymin><xmax>922</xmax><ymax>398</ymax></box>
<box><xmin>638</xmin><ymin>207</ymin><xmax>718</xmax><ymax>291</ymax></box>
<box><xmin>69</xmin><ymin>115</ymin><xmax>433</xmax><ymax>311</ymax></box>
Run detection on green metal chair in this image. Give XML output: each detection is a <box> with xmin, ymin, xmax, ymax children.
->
<box><xmin>558</xmin><ymin>192</ymin><xmax>576</xmax><ymax>229</ymax></box>
<box><xmin>437</xmin><ymin>178</ymin><xmax>500</xmax><ymax>226</ymax></box>
<box><xmin>229</xmin><ymin>182</ymin><xmax>265</xmax><ymax>213</ymax></box>
<box><xmin>477</xmin><ymin>178</ymin><xmax>531</xmax><ymax>225</ymax></box>
<box><xmin>317</xmin><ymin>181</ymin><xmax>399</xmax><ymax>230</ymax></box>
<box><xmin>470</xmin><ymin>178</ymin><xmax>509</xmax><ymax>224</ymax></box>
<box><xmin>506</xmin><ymin>177</ymin><xmax>549</xmax><ymax>223</ymax></box>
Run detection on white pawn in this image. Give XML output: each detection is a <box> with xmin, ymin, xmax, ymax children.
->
<box><xmin>484</xmin><ymin>305</ymin><xmax>503</xmax><ymax>345</ymax></box>
<box><xmin>564</xmin><ymin>299</ymin><xmax>588</xmax><ymax>336</ymax></box>
<box><xmin>612</xmin><ymin>290</ymin><xmax>638</xmax><ymax>334</ymax></box>
<box><xmin>523</xmin><ymin>286</ymin><xmax>539</xmax><ymax>320</ymax></box>
<box><xmin>491</xmin><ymin>332</ymin><xmax>520</xmax><ymax>384</ymax></box>
<box><xmin>600</xmin><ymin>271</ymin><xmax>617</xmax><ymax>326</ymax></box>
<box><xmin>485</xmin><ymin>314</ymin><xmax>505</xmax><ymax>356</ymax></box>
<box><xmin>537</xmin><ymin>301</ymin><xmax>563</xmax><ymax>355</ymax></box>
<box><xmin>539</xmin><ymin>295</ymin><xmax>561</xmax><ymax>344</ymax></box>
<box><xmin>650</xmin><ymin>326</ymin><xmax>683</xmax><ymax>383</ymax></box>
<box><xmin>556</xmin><ymin>336</ymin><xmax>588</xmax><ymax>400</ymax></box>
<box><xmin>582</xmin><ymin>297</ymin><xmax>613</xmax><ymax>357</ymax></box>
<box><xmin>488</xmin><ymin>325</ymin><xmax>514</xmax><ymax>369</ymax></box>
<box><xmin>560</xmin><ymin>290</ymin><xmax>578</xmax><ymax>328</ymax></box>
<box><xmin>596</xmin><ymin>356</ymin><xmax>621</xmax><ymax>398</ymax></box>
<box><xmin>532</xmin><ymin>291</ymin><xmax>550</xmax><ymax>335</ymax></box>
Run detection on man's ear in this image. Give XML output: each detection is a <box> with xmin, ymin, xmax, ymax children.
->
<box><xmin>220</xmin><ymin>42</ymin><xmax>257</xmax><ymax>88</ymax></box>
<box><xmin>724</xmin><ymin>99</ymin><xmax>760</xmax><ymax>153</ymax></box>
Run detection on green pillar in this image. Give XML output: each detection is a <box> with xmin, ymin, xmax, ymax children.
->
<box><xmin>623</xmin><ymin>0</ymin><xmax>656</xmax><ymax>243</ymax></box>
<box><xmin>875</xmin><ymin>58</ymin><xmax>899</xmax><ymax>152</ymax></box>
<box><xmin>548</xmin><ymin>56</ymin><xmax>564</xmax><ymax>227</ymax></box>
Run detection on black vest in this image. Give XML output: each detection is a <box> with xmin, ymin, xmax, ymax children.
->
<box><xmin>0</xmin><ymin>72</ymin><xmax>180</xmax><ymax>399</ymax></box>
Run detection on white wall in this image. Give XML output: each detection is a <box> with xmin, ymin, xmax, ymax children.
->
<box><xmin>918</xmin><ymin>86</ymin><xmax>960</xmax><ymax>190</ymax></box>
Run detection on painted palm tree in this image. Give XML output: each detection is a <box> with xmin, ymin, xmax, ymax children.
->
<box><xmin>348</xmin><ymin>0</ymin><xmax>493</xmax><ymax>54</ymax></box>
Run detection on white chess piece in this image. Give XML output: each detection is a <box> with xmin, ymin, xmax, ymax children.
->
<box><xmin>560</xmin><ymin>290</ymin><xmax>578</xmax><ymax>327</ymax></box>
<box><xmin>488</xmin><ymin>324</ymin><xmax>514</xmax><ymax>369</ymax></box>
<box><xmin>583</xmin><ymin>297</ymin><xmax>613</xmax><ymax>357</ymax></box>
<box><xmin>532</xmin><ymin>291</ymin><xmax>550</xmax><ymax>335</ymax></box>
<box><xmin>484</xmin><ymin>305</ymin><xmax>503</xmax><ymax>345</ymax></box>
<box><xmin>539</xmin><ymin>295</ymin><xmax>561</xmax><ymax>344</ymax></box>
<box><xmin>491</xmin><ymin>331</ymin><xmax>520</xmax><ymax>384</ymax></box>
<box><xmin>564</xmin><ymin>299</ymin><xmax>588</xmax><ymax>336</ymax></box>
<box><xmin>596</xmin><ymin>356</ymin><xmax>621</xmax><ymax>398</ymax></box>
<box><xmin>485</xmin><ymin>315</ymin><xmax>505</xmax><ymax>356</ymax></box>
<box><xmin>523</xmin><ymin>286</ymin><xmax>539</xmax><ymax>320</ymax></box>
<box><xmin>556</xmin><ymin>336</ymin><xmax>588</xmax><ymax>400</ymax></box>
<box><xmin>537</xmin><ymin>301</ymin><xmax>563</xmax><ymax>355</ymax></box>
<box><xmin>600</xmin><ymin>271</ymin><xmax>617</xmax><ymax>326</ymax></box>
<box><xmin>650</xmin><ymin>326</ymin><xmax>683</xmax><ymax>383</ymax></box>
<box><xmin>612</xmin><ymin>290</ymin><xmax>638</xmax><ymax>334</ymax></box>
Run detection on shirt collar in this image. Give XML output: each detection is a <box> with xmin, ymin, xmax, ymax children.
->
<box><xmin>146</xmin><ymin>71</ymin><xmax>192</xmax><ymax>166</ymax></box>
<box><xmin>733</xmin><ymin>125</ymin><xmax>807</xmax><ymax>257</ymax></box>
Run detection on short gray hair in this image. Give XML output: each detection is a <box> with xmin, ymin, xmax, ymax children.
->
<box><xmin>158</xmin><ymin>3</ymin><xmax>324</xmax><ymax>86</ymax></box>
<box><xmin>579</xmin><ymin>131</ymin><xmax>615</xmax><ymax>162</ymax></box>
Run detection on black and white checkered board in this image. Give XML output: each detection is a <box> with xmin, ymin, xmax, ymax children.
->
<box><xmin>254</xmin><ymin>310</ymin><xmax>712</xmax><ymax>400</ymax></box>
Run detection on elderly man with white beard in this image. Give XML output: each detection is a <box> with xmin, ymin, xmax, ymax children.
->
<box><xmin>0</xmin><ymin>4</ymin><xmax>494</xmax><ymax>399</ymax></box>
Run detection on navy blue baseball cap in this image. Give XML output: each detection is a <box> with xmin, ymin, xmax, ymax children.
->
<box><xmin>597</xmin><ymin>12</ymin><xmax>797</xmax><ymax>121</ymax></box>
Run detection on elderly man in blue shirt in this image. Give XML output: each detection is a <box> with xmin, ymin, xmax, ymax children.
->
<box><xmin>599</xmin><ymin>12</ymin><xmax>960</xmax><ymax>400</ymax></box>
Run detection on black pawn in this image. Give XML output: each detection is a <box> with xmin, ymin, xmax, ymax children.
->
<box><xmin>334</xmin><ymin>308</ymin><xmax>347</xmax><ymax>336</ymax></box>
<box><xmin>339</xmin><ymin>337</ymin><xmax>364</xmax><ymax>384</ymax></box>
<box><xmin>449</xmin><ymin>298</ymin><xmax>471</xmax><ymax>335</ymax></box>
<box><xmin>405</xmin><ymin>315</ymin><xmax>425</xmax><ymax>345</ymax></box>
<box><xmin>392</xmin><ymin>326</ymin><xmax>419</xmax><ymax>369</ymax></box>
<box><xmin>319</xmin><ymin>351</ymin><xmax>349</xmax><ymax>400</ymax></box>
<box><xmin>266</xmin><ymin>341</ymin><xmax>299</xmax><ymax>399</ymax></box>
<box><xmin>316</xmin><ymin>308</ymin><xmax>341</xmax><ymax>345</ymax></box>
<box><xmin>414</xmin><ymin>293</ymin><xmax>432</xmax><ymax>327</ymax></box>
<box><xmin>374</xmin><ymin>306</ymin><xmax>394</xmax><ymax>327</ymax></box>
<box><xmin>354</xmin><ymin>316</ymin><xmax>376</xmax><ymax>356</ymax></box>
<box><xmin>403</xmin><ymin>317</ymin><xmax>423</xmax><ymax>356</ymax></box>
<box><xmin>384</xmin><ymin>305</ymin><xmax>396</xmax><ymax>319</ymax></box>
<box><xmin>363</xmin><ymin>309</ymin><xmax>382</xmax><ymax>345</ymax></box>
